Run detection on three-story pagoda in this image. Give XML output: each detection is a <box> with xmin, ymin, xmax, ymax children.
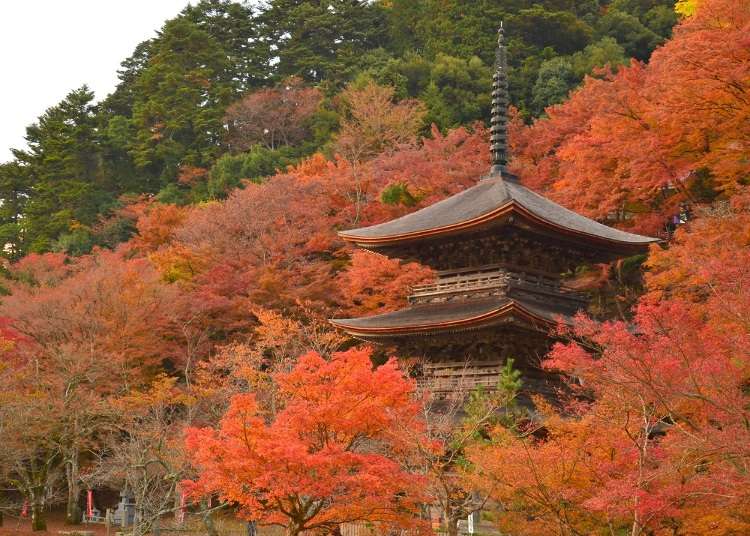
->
<box><xmin>331</xmin><ymin>27</ymin><xmax>658</xmax><ymax>396</ymax></box>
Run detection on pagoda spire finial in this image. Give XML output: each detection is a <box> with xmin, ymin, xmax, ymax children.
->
<box><xmin>490</xmin><ymin>22</ymin><xmax>509</xmax><ymax>177</ymax></box>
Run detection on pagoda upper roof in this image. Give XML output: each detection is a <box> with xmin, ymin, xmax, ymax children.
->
<box><xmin>330</xmin><ymin>295</ymin><xmax>574</xmax><ymax>339</ymax></box>
<box><xmin>340</xmin><ymin>174</ymin><xmax>658</xmax><ymax>254</ymax></box>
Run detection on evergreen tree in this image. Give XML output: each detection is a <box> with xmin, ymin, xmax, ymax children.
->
<box><xmin>385</xmin><ymin>0</ymin><xmax>508</xmax><ymax>65</ymax></box>
<box><xmin>531</xmin><ymin>37</ymin><xmax>628</xmax><ymax>115</ymax></box>
<box><xmin>531</xmin><ymin>56</ymin><xmax>577</xmax><ymax>115</ymax></box>
<box><xmin>610</xmin><ymin>0</ymin><xmax>678</xmax><ymax>38</ymax></box>
<box><xmin>181</xmin><ymin>0</ymin><xmax>271</xmax><ymax>91</ymax></box>
<box><xmin>362</xmin><ymin>52</ymin><xmax>490</xmax><ymax>130</ymax></box>
<box><xmin>569</xmin><ymin>36</ymin><xmax>627</xmax><ymax>79</ymax></box>
<box><xmin>100</xmin><ymin>2</ymin><xmax>269</xmax><ymax>197</ymax></box>
<box><xmin>259</xmin><ymin>0</ymin><xmax>389</xmax><ymax>87</ymax></box>
<box><xmin>103</xmin><ymin>39</ymin><xmax>155</xmax><ymax>118</ymax></box>
<box><xmin>129</xmin><ymin>18</ymin><xmax>235</xmax><ymax>185</ymax></box>
<box><xmin>0</xmin><ymin>162</ymin><xmax>30</xmax><ymax>260</ymax></box>
<box><xmin>103</xmin><ymin>1</ymin><xmax>268</xmax><ymax>118</ymax></box>
<box><xmin>12</xmin><ymin>86</ymin><xmax>107</xmax><ymax>253</ymax></box>
<box><xmin>421</xmin><ymin>54</ymin><xmax>491</xmax><ymax>129</ymax></box>
<box><xmin>380</xmin><ymin>0</ymin><xmax>675</xmax><ymax>116</ymax></box>
<box><xmin>595</xmin><ymin>9</ymin><xmax>663</xmax><ymax>61</ymax></box>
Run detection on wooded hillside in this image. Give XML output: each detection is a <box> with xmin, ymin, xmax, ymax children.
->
<box><xmin>1</xmin><ymin>0</ymin><xmax>749</xmax><ymax>534</ymax></box>
<box><xmin>0</xmin><ymin>0</ymin><xmax>680</xmax><ymax>257</ymax></box>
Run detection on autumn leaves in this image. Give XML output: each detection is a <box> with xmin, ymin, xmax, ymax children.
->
<box><xmin>185</xmin><ymin>349</ymin><xmax>427</xmax><ymax>535</ymax></box>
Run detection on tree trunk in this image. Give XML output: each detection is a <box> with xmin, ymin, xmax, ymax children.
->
<box><xmin>174</xmin><ymin>492</ymin><xmax>182</xmax><ymax>525</ymax></box>
<box><xmin>285</xmin><ymin>523</ymin><xmax>301</xmax><ymax>536</ymax></box>
<box><xmin>443</xmin><ymin>505</ymin><xmax>462</xmax><ymax>536</ymax></box>
<box><xmin>446</xmin><ymin>517</ymin><xmax>460</xmax><ymax>536</ymax></box>
<box><xmin>201</xmin><ymin>500</ymin><xmax>219</xmax><ymax>536</ymax></box>
<box><xmin>133</xmin><ymin>505</ymin><xmax>147</xmax><ymax>536</ymax></box>
<box><xmin>202</xmin><ymin>512</ymin><xmax>219</xmax><ymax>536</ymax></box>
<box><xmin>23</xmin><ymin>457</ymin><xmax>52</xmax><ymax>532</ymax></box>
<box><xmin>65</xmin><ymin>454</ymin><xmax>81</xmax><ymax>524</ymax></box>
<box><xmin>30</xmin><ymin>496</ymin><xmax>46</xmax><ymax>532</ymax></box>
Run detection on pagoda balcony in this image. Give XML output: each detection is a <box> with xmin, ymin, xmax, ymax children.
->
<box><xmin>408</xmin><ymin>264</ymin><xmax>587</xmax><ymax>311</ymax></box>
<box><xmin>416</xmin><ymin>359</ymin><xmax>508</xmax><ymax>392</ymax></box>
<box><xmin>416</xmin><ymin>358</ymin><xmax>559</xmax><ymax>399</ymax></box>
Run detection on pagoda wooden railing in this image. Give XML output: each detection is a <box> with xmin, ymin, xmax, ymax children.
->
<box><xmin>417</xmin><ymin>360</ymin><xmax>560</xmax><ymax>400</ymax></box>
<box><xmin>409</xmin><ymin>265</ymin><xmax>586</xmax><ymax>304</ymax></box>
<box><xmin>416</xmin><ymin>359</ymin><xmax>507</xmax><ymax>392</ymax></box>
<box><xmin>410</xmin><ymin>271</ymin><xmax>509</xmax><ymax>296</ymax></box>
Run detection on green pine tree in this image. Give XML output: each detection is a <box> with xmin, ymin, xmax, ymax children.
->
<box><xmin>181</xmin><ymin>0</ymin><xmax>271</xmax><ymax>91</ymax></box>
<box><xmin>12</xmin><ymin>86</ymin><xmax>108</xmax><ymax>253</ymax></box>
<box><xmin>129</xmin><ymin>17</ymin><xmax>235</xmax><ymax>185</ymax></box>
<box><xmin>259</xmin><ymin>0</ymin><xmax>389</xmax><ymax>87</ymax></box>
<box><xmin>0</xmin><ymin>162</ymin><xmax>31</xmax><ymax>260</ymax></box>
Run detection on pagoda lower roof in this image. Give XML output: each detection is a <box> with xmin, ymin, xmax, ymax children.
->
<box><xmin>339</xmin><ymin>174</ymin><xmax>658</xmax><ymax>252</ymax></box>
<box><xmin>329</xmin><ymin>296</ymin><xmax>575</xmax><ymax>338</ymax></box>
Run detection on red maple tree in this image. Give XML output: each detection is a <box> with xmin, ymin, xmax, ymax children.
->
<box><xmin>225</xmin><ymin>77</ymin><xmax>322</xmax><ymax>151</ymax></box>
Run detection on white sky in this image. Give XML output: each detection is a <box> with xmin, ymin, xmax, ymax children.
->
<box><xmin>0</xmin><ymin>0</ymin><xmax>194</xmax><ymax>163</ymax></box>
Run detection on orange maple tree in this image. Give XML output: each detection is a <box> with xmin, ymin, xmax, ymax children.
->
<box><xmin>338</xmin><ymin>250</ymin><xmax>433</xmax><ymax>316</ymax></box>
<box><xmin>511</xmin><ymin>0</ymin><xmax>750</xmax><ymax>234</ymax></box>
<box><xmin>468</xmin><ymin>408</ymin><xmax>609</xmax><ymax>536</ymax></box>
<box><xmin>335</xmin><ymin>81</ymin><xmax>426</xmax><ymax>163</ymax></box>
<box><xmin>645</xmin><ymin>188</ymin><xmax>750</xmax><ymax>304</ymax></box>
<box><xmin>469</xmin><ymin>188</ymin><xmax>750</xmax><ymax>535</ymax></box>
<box><xmin>185</xmin><ymin>348</ymin><xmax>427</xmax><ymax>535</ymax></box>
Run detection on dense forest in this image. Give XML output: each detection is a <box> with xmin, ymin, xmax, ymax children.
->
<box><xmin>1</xmin><ymin>0</ymin><xmax>749</xmax><ymax>535</ymax></box>
<box><xmin>0</xmin><ymin>0</ymin><xmax>682</xmax><ymax>257</ymax></box>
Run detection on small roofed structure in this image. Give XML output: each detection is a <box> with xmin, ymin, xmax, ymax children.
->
<box><xmin>331</xmin><ymin>25</ymin><xmax>659</xmax><ymax>396</ymax></box>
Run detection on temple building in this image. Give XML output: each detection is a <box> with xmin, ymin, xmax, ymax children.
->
<box><xmin>330</xmin><ymin>27</ymin><xmax>658</xmax><ymax>396</ymax></box>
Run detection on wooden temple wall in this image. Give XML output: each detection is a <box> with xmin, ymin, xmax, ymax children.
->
<box><xmin>396</xmin><ymin>325</ymin><xmax>560</xmax><ymax>400</ymax></box>
<box><xmin>408</xmin><ymin>229</ymin><xmax>598</xmax><ymax>274</ymax></box>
